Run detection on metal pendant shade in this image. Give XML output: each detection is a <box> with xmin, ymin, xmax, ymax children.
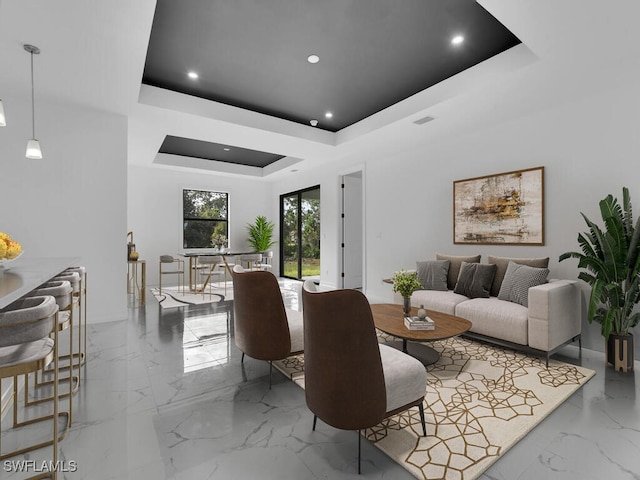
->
<box><xmin>24</xmin><ymin>44</ymin><xmax>43</xmax><ymax>159</ymax></box>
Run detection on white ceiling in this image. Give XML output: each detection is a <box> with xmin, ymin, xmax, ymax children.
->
<box><xmin>2</xmin><ymin>0</ymin><xmax>639</xmax><ymax>180</ymax></box>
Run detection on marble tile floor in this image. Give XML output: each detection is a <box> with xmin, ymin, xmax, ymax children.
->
<box><xmin>3</xmin><ymin>284</ymin><xmax>640</xmax><ymax>480</ymax></box>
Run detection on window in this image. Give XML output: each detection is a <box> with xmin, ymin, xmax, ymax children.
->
<box><xmin>183</xmin><ymin>189</ymin><xmax>229</xmax><ymax>248</ymax></box>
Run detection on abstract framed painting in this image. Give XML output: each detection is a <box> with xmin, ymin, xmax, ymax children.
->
<box><xmin>453</xmin><ymin>166</ymin><xmax>544</xmax><ymax>245</ymax></box>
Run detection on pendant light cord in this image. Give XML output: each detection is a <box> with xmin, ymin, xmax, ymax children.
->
<box><xmin>30</xmin><ymin>50</ymin><xmax>36</xmax><ymax>139</ymax></box>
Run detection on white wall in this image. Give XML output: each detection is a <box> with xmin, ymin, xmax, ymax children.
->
<box><xmin>0</xmin><ymin>96</ymin><xmax>128</xmax><ymax>323</ymax></box>
<box><xmin>271</xmin><ymin>81</ymin><xmax>640</xmax><ymax>356</ymax></box>
<box><xmin>127</xmin><ymin>165</ymin><xmax>272</xmax><ymax>287</ymax></box>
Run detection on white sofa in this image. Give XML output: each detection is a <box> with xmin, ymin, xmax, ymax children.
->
<box><xmin>396</xmin><ymin>255</ymin><xmax>582</xmax><ymax>365</ymax></box>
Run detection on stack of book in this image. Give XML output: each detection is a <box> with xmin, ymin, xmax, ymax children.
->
<box><xmin>404</xmin><ymin>316</ymin><xmax>435</xmax><ymax>330</ymax></box>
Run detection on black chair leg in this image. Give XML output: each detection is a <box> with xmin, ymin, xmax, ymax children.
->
<box><xmin>358</xmin><ymin>430</ymin><xmax>362</xmax><ymax>474</ymax></box>
<box><xmin>312</xmin><ymin>415</ymin><xmax>317</xmax><ymax>431</ymax></box>
<box><xmin>269</xmin><ymin>361</ymin><xmax>273</xmax><ymax>389</ymax></box>
<box><xmin>418</xmin><ymin>403</ymin><xmax>426</xmax><ymax>437</ymax></box>
<box><xmin>241</xmin><ymin>352</ymin><xmax>245</xmax><ymax>363</ymax></box>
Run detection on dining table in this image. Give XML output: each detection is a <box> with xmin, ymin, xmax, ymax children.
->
<box><xmin>180</xmin><ymin>251</ymin><xmax>256</xmax><ymax>293</ymax></box>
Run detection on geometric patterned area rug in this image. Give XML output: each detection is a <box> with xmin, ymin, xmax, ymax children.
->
<box><xmin>273</xmin><ymin>335</ymin><xmax>595</xmax><ymax>480</ymax></box>
<box><xmin>149</xmin><ymin>284</ymin><xmax>233</xmax><ymax>308</ymax></box>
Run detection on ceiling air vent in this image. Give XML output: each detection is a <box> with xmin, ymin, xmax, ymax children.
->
<box><xmin>413</xmin><ymin>115</ymin><xmax>435</xmax><ymax>125</ymax></box>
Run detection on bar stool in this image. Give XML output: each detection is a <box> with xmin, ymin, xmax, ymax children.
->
<box><xmin>159</xmin><ymin>255</ymin><xmax>185</xmax><ymax>295</ymax></box>
<box><xmin>25</xmin><ymin>280</ymin><xmax>78</xmax><ymax>424</ymax></box>
<box><xmin>0</xmin><ymin>295</ymin><xmax>68</xmax><ymax>472</ymax></box>
<box><xmin>63</xmin><ymin>266</ymin><xmax>87</xmax><ymax>374</ymax></box>
<box><xmin>52</xmin><ymin>271</ymin><xmax>82</xmax><ymax>385</ymax></box>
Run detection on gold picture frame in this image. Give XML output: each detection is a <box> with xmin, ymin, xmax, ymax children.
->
<box><xmin>453</xmin><ymin>166</ymin><xmax>544</xmax><ymax>245</ymax></box>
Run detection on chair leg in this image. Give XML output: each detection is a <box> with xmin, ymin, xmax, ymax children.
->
<box><xmin>312</xmin><ymin>415</ymin><xmax>317</xmax><ymax>431</ymax></box>
<box><xmin>358</xmin><ymin>430</ymin><xmax>362</xmax><ymax>474</ymax></box>
<box><xmin>241</xmin><ymin>352</ymin><xmax>245</xmax><ymax>363</ymax></box>
<box><xmin>419</xmin><ymin>403</ymin><xmax>426</xmax><ymax>437</ymax></box>
<box><xmin>269</xmin><ymin>361</ymin><xmax>273</xmax><ymax>389</ymax></box>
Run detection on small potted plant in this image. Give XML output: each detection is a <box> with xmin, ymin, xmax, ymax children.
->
<box><xmin>392</xmin><ymin>269</ymin><xmax>423</xmax><ymax>316</ymax></box>
<box><xmin>559</xmin><ymin>187</ymin><xmax>640</xmax><ymax>372</ymax></box>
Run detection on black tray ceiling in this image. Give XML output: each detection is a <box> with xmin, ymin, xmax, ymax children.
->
<box><xmin>159</xmin><ymin>136</ymin><xmax>285</xmax><ymax>167</ymax></box>
<box><xmin>143</xmin><ymin>0</ymin><xmax>520</xmax><ymax>132</ymax></box>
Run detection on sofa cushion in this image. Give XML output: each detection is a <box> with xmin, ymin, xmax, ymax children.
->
<box><xmin>453</xmin><ymin>262</ymin><xmax>497</xmax><ymax>299</ymax></box>
<box><xmin>436</xmin><ymin>253</ymin><xmax>481</xmax><ymax>290</ymax></box>
<box><xmin>379</xmin><ymin>344</ymin><xmax>427</xmax><ymax>413</ymax></box>
<box><xmin>411</xmin><ymin>290</ymin><xmax>469</xmax><ymax>315</ymax></box>
<box><xmin>487</xmin><ymin>255</ymin><xmax>549</xmax><ymax>297</ymax></box>
<box><xmin>416</xmin><ymin>260</ymin><xmax>449</xmax><ymax>291</ymax></box>
<box><xmin>286</xmin><ymin>308</ymin><xmax>304</xmax><ymax>353</ymax></box>
<box><xmin>455</xmin><ymin>298</ymin><xmax>528</xmax><ymax>345</ymax></box>
<box><xmin>498</xmin><ymin>261</ymin><xmax>549</xmax><ymax>307</ymax></box>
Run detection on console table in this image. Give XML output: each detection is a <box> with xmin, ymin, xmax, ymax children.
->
<box><xmin>127</xmin><ymin>260</ymin><xmax>146</xmax><ymax>306</ymax></box>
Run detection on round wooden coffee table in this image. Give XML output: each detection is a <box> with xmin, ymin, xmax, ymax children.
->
<box><xmin>371</xmin><ymin>303</ymin><xmax>472</xmax><ymax>366</ymax></box>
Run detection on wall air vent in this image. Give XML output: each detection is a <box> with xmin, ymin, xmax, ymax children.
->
<box><xmin>413</xmin><ymin>115</ymin><xmax>435</xmax><ymax>125</ymax></box>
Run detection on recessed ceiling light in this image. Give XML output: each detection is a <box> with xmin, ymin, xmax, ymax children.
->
<box><xmin>223</xmin><ymin>147</ymin><xmax>230</xmax><ymax>151</ymax></box>
<box><xmin>291</xmin><ymin>169</ymin><xmax>299</xmax><ymax>173</ymax></box>
<box><xmin>325</xmin><ymin>112</ymin><xmax>333</xmax><ymax>119</ymax></box>
<box><xmin>310</xmin><ymin>119</ymin><xmax>318</xmax><ymax>127</ymax></box>
<box><xmin>451</xmin><ymin>35</ymin><xmax>464</xmax><ymax>45</ymax></box>
<box><xmin>307</xmin><ymin>54</ymin><xmax>320</xmax><ymax>64</ymax></box>
<box><xmin>187</xmin><ymin>71</ymin><xmax>199</xmax><ymax>79</ymax></box>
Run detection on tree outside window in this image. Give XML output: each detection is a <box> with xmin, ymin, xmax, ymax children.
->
<box><xmin>183</xmin><ymin>189</ymin><xmax>228</xmax><ymax>248</ymax></box>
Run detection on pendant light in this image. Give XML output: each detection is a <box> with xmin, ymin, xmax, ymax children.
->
<box><xmin>0</xmin><ymin>99</ymin><xmax>6</xmax><ymax>127</ymax></box>
<box><xmin>24</xmin><ymin>44</ymin><xmax>43</xmax><ymax>159</ymax></box>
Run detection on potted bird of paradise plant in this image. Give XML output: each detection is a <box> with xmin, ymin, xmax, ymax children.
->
<box><xmin>559</xmin><ymin>187</ymin><xmax>640</xmax><ymax>372</ymax></box>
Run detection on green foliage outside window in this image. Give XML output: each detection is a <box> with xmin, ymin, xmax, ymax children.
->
<box><xmin>183</xmin><ymin>189</ymin><xmax>228</xmax><ymax>248</ymax></box>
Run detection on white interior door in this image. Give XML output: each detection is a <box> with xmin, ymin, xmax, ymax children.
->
<box><xmin>342</xmin><ymin>171</ymin><xmax>363</xmax><ymax>289</ymax></box>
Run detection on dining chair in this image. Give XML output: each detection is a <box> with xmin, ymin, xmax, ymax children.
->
<box><xmin>301</xmin><ymin>280</ymin><xmax>427</xmax><ymax>474</ymax></box>
<box><xmin>196</xmin><ymin>255</ymin><xmax>225</xmax><ymax>299</ymax></box>
<box><xmin>237</xmin><ymin>253</ymin><xmax>263</xmax><ymax>271</ymax></box>
<box><xmin>255</xmin><ymin>250</ymin><xmax>273</xmax><ymax>271</ymax></box>
<box><xmin>159</xmin><ymin>255</ymin><xmax>185</xmax><ymax>295</ymax></box>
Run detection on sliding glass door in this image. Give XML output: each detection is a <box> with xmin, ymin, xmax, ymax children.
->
<box><xmin>280</xmin><ymin>186</ymin><xmax>320</xmax><ymax>280</ymax></box>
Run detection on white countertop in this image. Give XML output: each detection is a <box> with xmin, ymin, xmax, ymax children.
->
<box><xmin>0</xmin><ymin>257</ymin><xmax>80</xmax><ymax>309</ymax></box>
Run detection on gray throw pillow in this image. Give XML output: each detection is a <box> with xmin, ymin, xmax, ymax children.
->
<box><xmin>487</xmin><ymin>255</ymin><xmax>549</xmax><ymax>297</ymax></box>
<box><xmin>436</xmin><ymin>253</ymin><xmax>482</xmax><ymax>290</ymax></box>
<box><xmin>497</xmin><ymin>261</ymin><xmax>549</xmax><ymax>307</ymax></box>
<box><xmin>453</xmin><ymin>262</ymin><xmax>497</xmax><ymax>299</ymax></box>
<box><xmin>416</xmin><ymin>260</ymin><xmax>450</xmax><ymax>291</ymax></box>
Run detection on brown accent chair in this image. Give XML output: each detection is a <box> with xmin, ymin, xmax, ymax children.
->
<box><xmin>301</xmin><ymin>280</ymin><xmax>427</xmax><ymax>474</ymax></box>
<box><xmin>231</xmin><ymin>265</ymin><xmax>303</xmax><ymax>388</ymax></box>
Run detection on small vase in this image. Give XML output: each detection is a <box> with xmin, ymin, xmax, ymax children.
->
<box><xmin>403</xmin><ymin>297</ymin><xmax>412</xmax><ymax>316</ymax></box>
